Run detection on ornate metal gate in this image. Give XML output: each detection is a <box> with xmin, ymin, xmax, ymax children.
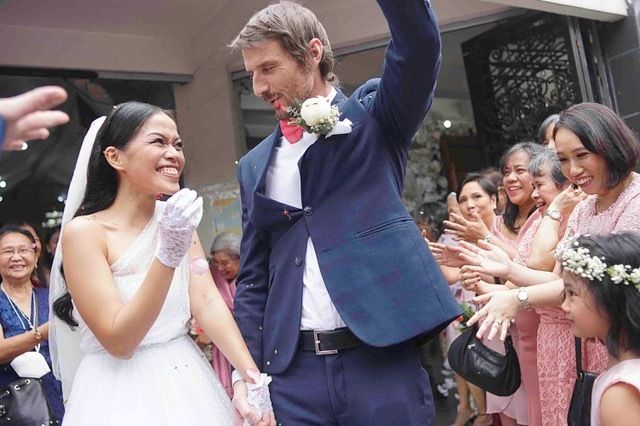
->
<box><xmin>462</xmin><ymin>13</ymin><xmax>589</xmax><ymax>164</ymax></box>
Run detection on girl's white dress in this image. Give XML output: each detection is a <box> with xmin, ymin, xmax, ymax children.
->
<box><xmin>62</xmin><ymin>204</ymin><xmax>233</xmax><ymax>425</ymax></box>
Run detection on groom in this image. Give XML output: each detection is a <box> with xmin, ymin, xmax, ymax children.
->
<box><xmin>231</xmin><ymin>0</ymin><xmax>460</xmax><ymax>423</ymax></box>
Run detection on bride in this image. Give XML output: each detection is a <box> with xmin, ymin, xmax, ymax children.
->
<box><xmin>49</xmin><ymin>102</ymin><xmax>275</xmax><ymax>425</ymax></box>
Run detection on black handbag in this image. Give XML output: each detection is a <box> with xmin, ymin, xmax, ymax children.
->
<box><xmin>447</xmin><ymin>324</ymin><xmax>521</xmax><ymax>396</ymax></box>
<box><xmin>0</xmin><ymin>377</ymin><xmax>57</xmax><ymax>425</ymax></box>
<box><xmin>567</xmin><ymin>338</ymin><xmax>598</xmax><ymax>426</ymax></box>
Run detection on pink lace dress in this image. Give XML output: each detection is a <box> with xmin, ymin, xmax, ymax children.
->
<box><xmin>536</xmin><ymin>306</ymin><xmax>575</xmax><ymax>425</ymax></box>
<box><xmin>548</xmin><ymin>172</ymin><xmax>640</xmax><ymax>424</ymax></box>
<box><xmin>485</xmin><ymin>215</ymin><xmax>529</xmax><ymax>424</ymax></box>
<box><xmin>513</xmin><ymin>210</ymin><xmax>542</xmax><ymax>426</ymax></box>
<box><xmin>591</xmin><ymin>359</ymin><xmax>640</xmax><ymax>426</ymax></box>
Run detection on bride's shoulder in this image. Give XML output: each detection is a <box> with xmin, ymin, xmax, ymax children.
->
<box><xmin>63</xmin><ymin>215</ymin><xmax>108</xmax><ymax>242</ymax></box>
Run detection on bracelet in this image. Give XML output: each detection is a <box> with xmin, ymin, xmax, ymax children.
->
<box><xmin>231</xmin><ymin>370</ymin><xmax>245</xmax><ymax>386</ymax></box>
<box><xmin>482</xmin><ymin>233</ymin><xmax>493</xmax><ymax>243</ymax></box>
<box><xmin>33</xmin><ymin>326</ymin><xmax>42</xmax><ymax>342</ymax></box>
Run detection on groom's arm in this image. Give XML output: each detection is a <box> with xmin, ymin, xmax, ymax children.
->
<box><xmin>371</xmin><ymin>0</ymin><xmax>441</xmax><ymax>145</ymax></box>
<box><xmin>233</xmin><ymin>164</ymin><xmax>269</xmax><ymax>368</ymax></box>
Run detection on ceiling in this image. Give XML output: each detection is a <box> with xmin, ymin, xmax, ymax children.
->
<box><xmin>0</xmin><ymin>0</ymin><xmax>232</xmax><ymax>38</ymax></box>
<box><xmin>0</xmin><ymin>0</ymin><xmax>514</xmax><ymax>226</ymax></box>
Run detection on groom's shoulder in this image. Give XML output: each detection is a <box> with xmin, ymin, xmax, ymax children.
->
<box><xmin>346</xmin><ymin>78</ymin><xmax>381</xmax><ymax>111</ymax></box>
<box><xmin>242</xmin><ymin>135</ymin><xmax>273</xmax><ymax>163</ymax></box>
<box><xmin>237</xmin><ymin>133</ymin><xmax>274</xmax><ymax>178</ymax></box>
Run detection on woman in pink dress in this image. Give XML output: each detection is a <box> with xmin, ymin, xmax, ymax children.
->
<box><xmin>486</xmin><ymin>143</ymin><xmax>543</xmax><ymax>426</ymax></box>
<box><xmin>462</xmin><ymin>102</ymin><xmax>640</xmax><ymax>424</ymax></box>
<box><xmin>438</xmin><ymin>143</ymin><xmax>545</xmax><ymax>426</ymax></box>
<box><xmin>452</xmin><ymin>175</ymin><xmax>501</xmax><ymax>426</ymax></box>
<box><xmin>195</xmin><ymin>232</ymin><xmax>241</xmax><ymax>398</ymax></box>
<box><xmin>431</xmin><ymin>175</ymin><xmax>499</xmax><ymax>426</ymax></box>
<box><xmin>517</xmin><ymin>149</ymin><xmax>571</xmax><ymax>426</ymax></box>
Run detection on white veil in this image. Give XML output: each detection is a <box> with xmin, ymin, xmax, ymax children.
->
<box><xmin>49</xmin><ymin>116</ymin><xmax>106</xmax><ymax>400</ymax></box>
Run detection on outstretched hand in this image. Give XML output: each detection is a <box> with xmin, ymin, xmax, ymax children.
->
<box><xmin>456</xmin><ymin>240</ymin><xmax>512</xmax><ymax>280</ymax></box>
<box><xmin>458</xmin><ymin>269</ymin><xmax>503</xmax><ymax>294</ymax></box>
<box><xmin>428</xmin><ymin>241</ymin><xmax>467</xmax><ymax>268</ymax></box>
<box><xmin>466</xmin><ymin>289</ymin><xmax>520</xmax><ymax>341</ymax></box>
<box><xmin>0</xmin><ymin>86</ymin><xmax>70</xmax><ymax>150</ymax></box>
<box><xmin>443</xmin><ymin>212</ymin><xmax>490</xmax><ymax>243</ymax></box>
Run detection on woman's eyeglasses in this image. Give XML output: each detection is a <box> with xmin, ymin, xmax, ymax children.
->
<box><xmin>0</xmin><ymin>246</ymin><xmax>36</xmax><ymax>259</ymax></box>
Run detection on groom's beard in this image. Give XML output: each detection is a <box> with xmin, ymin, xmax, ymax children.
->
<box><xmin>265</xmin><ymin>93</ymin><xmax>300</xmax><ymax>120</ymax></box>
<box><xmin>265</xmin><ymin>79</ymin><xmax>314</xmax><ymax>120</ymax></box>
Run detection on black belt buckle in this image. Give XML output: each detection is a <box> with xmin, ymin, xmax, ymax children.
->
<box><xmin>313</xmin><ymin>330</ymin><xmax>338</xmax><ymax>355</ymax></box>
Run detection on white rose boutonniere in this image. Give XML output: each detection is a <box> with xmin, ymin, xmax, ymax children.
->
<box><xmin>288</xmin><ymin>96</ymin><xmax>352</xmax><ymax>138</ymax></box>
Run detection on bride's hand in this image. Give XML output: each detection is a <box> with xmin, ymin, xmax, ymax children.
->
<box><xmin>156</xmin><ymin>188</ymin><xmax>203</xmax><ymax>268</ymax></box>
<box><xmin>232</xmin><ymin>370</ymin><xmax>276</xmax><ymax>426</ymax></box>
<box><xmin>232</xmin><ymin>380</ymin><xmax>260</xmax><ymax>426</ymax></box>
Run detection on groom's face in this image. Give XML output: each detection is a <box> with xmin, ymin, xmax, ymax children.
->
<box><xmin>242</xmin><ymin>39</ymin><xmax>314</xmax><ymax>120</ymax></box>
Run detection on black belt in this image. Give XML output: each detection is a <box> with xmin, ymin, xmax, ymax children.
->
<box><xmin>299</xmin><ymin>328</ymin><xmax>362</xmax><ymax>355</ymax></box>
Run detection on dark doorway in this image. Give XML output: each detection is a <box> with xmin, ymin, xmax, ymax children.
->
<box><xmin>460</xmin><ymin>12</ymin><xmax>592</xmax><ymax>167</ymax></box>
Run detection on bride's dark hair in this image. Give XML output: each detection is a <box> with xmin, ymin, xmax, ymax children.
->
<box><xmin>54</xmin><ymin>101</ymin><xmax>175</xmax><ymax>327</ymax></box>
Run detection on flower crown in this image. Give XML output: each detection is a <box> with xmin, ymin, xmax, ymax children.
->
<box><xmin>561</xmin><ymin>240</ymin><xmax>640</xmax><ymax>290</ymax></box>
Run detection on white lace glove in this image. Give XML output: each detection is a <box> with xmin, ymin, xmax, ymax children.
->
<box><xmin>244</xmin><ymin>371</ymin><xmax>273</xmax><ymax>426</ymax></box>
<box><xmin>155</xmin><ymin>188</ymin><xmax>203</xmax><ymax>268</ymax></box>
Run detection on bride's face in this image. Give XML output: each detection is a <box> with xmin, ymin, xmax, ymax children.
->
<box><xmin>118</xmin><ymin>113</ymin><xmax>185</xmax><ymax>196</ymax></box>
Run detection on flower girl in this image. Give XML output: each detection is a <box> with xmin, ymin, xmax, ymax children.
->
<box><xmin>560</xmin><ymin>233</ymin><xmax>640</xmax><ymax>425</ymax></box>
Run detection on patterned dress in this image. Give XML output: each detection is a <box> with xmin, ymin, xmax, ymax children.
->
<box><xmin>545</xmin><ymin>172</ymin><xmax>640</xmax><ymax>425</ymax></box>
<box><xmin>0</xmin><ymin>286</ymin><xmax>65</xmax><ymax>422</ymax></box>
<box><xmin>485</xmin><ymin>215</ymin><xmax>529</xmax><ymax>425</ymax></box>
<box><xmin>513</xmin><ymin>210</ymin><xmax>542</xmax><ymax>426</ymax></box>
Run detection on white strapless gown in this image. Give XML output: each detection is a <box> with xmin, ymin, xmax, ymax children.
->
<box><xmin>62</xmin><ymin>204</ymin><xmax>233</xmax><ymax>425</ymax></box>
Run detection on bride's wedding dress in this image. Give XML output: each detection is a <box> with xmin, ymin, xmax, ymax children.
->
<box><xmin>62</xmin><ymin>203</ymin><xmax>233</xmax><ymax>425</ymax></box>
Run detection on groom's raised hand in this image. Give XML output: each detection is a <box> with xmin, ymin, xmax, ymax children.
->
<box><xmin>0</xmin><ymin>86</ymin><xmax>69</xmax><ymax>151</ymax></box>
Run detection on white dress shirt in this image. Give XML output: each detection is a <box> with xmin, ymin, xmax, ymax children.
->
<box><xmin>264</xmin><ymin>88</ymin><xmax>347</xmax><ymax>331</ymax></box>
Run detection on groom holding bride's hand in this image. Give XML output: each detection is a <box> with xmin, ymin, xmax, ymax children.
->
<box><xmin>230</xmin><ymin>0</ymin><xmax>460</xmax><ymax>424</ymax></box>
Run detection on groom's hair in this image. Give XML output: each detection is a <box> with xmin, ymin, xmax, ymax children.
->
<box><xmin>229</xmin><ymin>0</ymin><xmax>338</xmax><ymax>85</ymax></box>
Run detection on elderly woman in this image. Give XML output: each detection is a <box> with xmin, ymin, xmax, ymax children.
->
<box><xmin>6</xmin><ymin>220</ymin><xmax>48</xmax><ymax>287</ymax></box>
<box><xmin>0</xmin><ymin>225</ymin><xmax>64</xmax><ymax>422</ymax></box>
<box><xmin>195</xmin><ymin>231</ymin><xmax>241</xmax><ymax>398</ymax></box>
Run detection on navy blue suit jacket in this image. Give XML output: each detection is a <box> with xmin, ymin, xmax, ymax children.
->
<box><xmin>235</xmin><ymin>0</ymin><xmax>461</xmax><ymax>374</ymax></box>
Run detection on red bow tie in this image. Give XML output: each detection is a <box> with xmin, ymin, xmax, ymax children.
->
<box><xmin>280</xmin><ymin>120</ymin><xmax>304</xmax><ymax>144</ymax></box>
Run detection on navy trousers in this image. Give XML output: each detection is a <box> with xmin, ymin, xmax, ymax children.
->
<box><xmin>269</xmin><ymin>340</ymin><xmax>435</xmax><ymax>426</ymax></box>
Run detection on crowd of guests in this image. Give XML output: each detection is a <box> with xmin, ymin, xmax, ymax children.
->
<box><xmin>2</xmin><ymin>84</ymin><xmax>640</xmax><ymax>424</ymax></box>
<box><xmin>421</xmin><ymin>102</ymin><xmax>640</xmax><ymax>425</ymax></box>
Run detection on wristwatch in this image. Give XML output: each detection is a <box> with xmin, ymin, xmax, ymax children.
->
<box><xmin>33</xmin><ymin>326</ymin><xmax>42</xmax><ymax>342</ymax></box>
<box><xmin>517</xmin><ymin>288</ymin><xmax>531</xmax><ymax>310</ymax></box>
<box><xmin>544</xmin><ymin>209</ymin><xmax>563</xmax><ymax>222</ymax></box>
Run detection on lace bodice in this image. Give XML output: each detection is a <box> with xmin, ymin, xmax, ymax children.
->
<box><xmin>513</xmin><ymin>210</ymin><xmax>542</xmax><ymax>265</ymax></box>
<box><xmin>76</xmin><ymin>202</ymin><xmax>191</xmax><ymax>353</ymax></box>
<box><xmin>558</xmin><ymin>173</ymin><xmax>640</xmax><ymax>255</ymax></box>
